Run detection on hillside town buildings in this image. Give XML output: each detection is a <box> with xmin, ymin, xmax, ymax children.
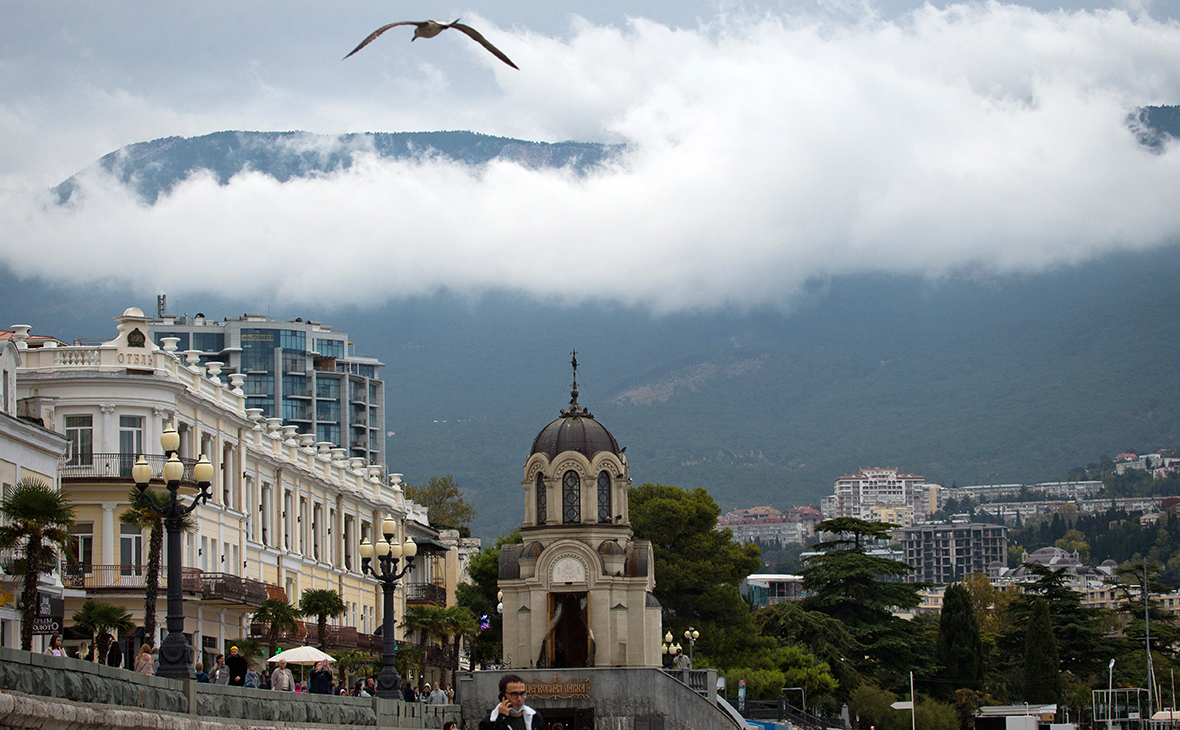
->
<box><xmin>825</xmin><ymin>467</ymin><xmax>939</xmax><ymax>526</ymax></box>
<box><xmin>1</xmin><ymin>309</ymin><xmax>476</xmax><ymax>684</ymax></box>
<box><xmin>897</xmin><ymin>522</ymin><xmax>1008</xmax><ymax>584</ymax></box>
<box><xmin>718</xmin><ymin>505</ymin><xmax>822</xmax><ymax>546</ymax></box>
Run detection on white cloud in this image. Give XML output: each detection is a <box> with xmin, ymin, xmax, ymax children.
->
<box><xmin>3</xmin><ymin>4</ymin><xmax>1180</xmax><ymax>311</ymax></box>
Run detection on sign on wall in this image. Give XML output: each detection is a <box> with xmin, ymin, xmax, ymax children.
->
<box><xmin>31</xmin><ymin>592</ymin><xmax>63</xmax><ymax>635</ymax></box>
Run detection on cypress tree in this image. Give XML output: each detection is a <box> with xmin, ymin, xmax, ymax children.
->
<box><xmin>1023</xmin><ymin>598</ymin><xmax>1062</xmax><ymax>703</ymax></box>
<box><xmin>935</xmin><ymin>583</ymin><xmax>984</xmax><ymax>698</ymax></box>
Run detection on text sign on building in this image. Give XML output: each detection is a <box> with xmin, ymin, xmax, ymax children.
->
<box><xmin>526</xmin><ymin>675</ymin><xmax>592</xmax><ymax>700</ymax></box>
<box><xmin>32</xmin><ymin>592</ymin><xmax>64</xmax><ymax>635</ymax></box>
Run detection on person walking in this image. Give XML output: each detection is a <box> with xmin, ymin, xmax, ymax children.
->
<box><xmin>226</xmin><ymin>646</ymin><xmax>248</xmax><ymax>686</ymax></box>
<box><xmin>429</xmin><ymin>683</ymin><xmax>448</xmax><ymax>705</ymax></box>
<box><xmin>135</xmin><ymin>644</ymin><xmax>155</xmax><ymax>675</ymax></box>
<box><xmin>309</xmin><ymin>659</ymin><xmax>334</xmax><ymax>694</ymax></box>
<box><xmin>479</xmin><ymin>674</ymin><xmax>541</xmax><ymax>730</ymax></box>
<box><xmin>45</xmin><ymin>635</ymin><xmax>65</xmax><ymax>657</ymax></box>
<box><xmin>270</xmin><ymin>658</ymin><xmax>295</xmax><ymax>691</ymax></box>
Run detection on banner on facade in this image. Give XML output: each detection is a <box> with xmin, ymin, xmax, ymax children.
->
<box><xmin>32</xmin><ymin>592</ymin><xmax>64</xmax><ymax>635</ymax></box>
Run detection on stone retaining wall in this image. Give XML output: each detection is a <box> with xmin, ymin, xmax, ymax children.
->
<box><xmin>0</xmin><ymin>646</ymin><xmax>457</xmax><ymax>730</ymax></box>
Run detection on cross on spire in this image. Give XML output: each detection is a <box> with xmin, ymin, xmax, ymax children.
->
<box><xmin>570</xmin><ymin>349</ymin><xmax>580</xmax><ymax>407</ymax></box>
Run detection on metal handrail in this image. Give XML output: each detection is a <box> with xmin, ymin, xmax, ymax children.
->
<box><xmin>59</xmin><ymin>453</ymin><xmax>199</xmax><ymax>482</ymax></box>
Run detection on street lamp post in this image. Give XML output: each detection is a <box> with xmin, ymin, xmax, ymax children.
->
<box><xmin>661</xmin><ymin>631</ymin><xmax>675</xmax><ymax>669</ymax></box>
<box><xmin>684</xmin><ymin>627</ymin><xmax>700</xmax><ymax>668</ymax></box>
<box><xmin>359</xmin><ymin>516</ymin><xmax>417</xmax><ymax>700</ymax></box>
<box><xmin>132</xmin><ymin>424</ymin><xmax>213</xmax><ymax>679</ymax></box>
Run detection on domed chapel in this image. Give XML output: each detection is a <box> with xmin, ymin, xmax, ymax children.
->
<box><xmin>498</xmin><ymin>353</ymin><xmax>662</xmax><ymax>668</ymax></box>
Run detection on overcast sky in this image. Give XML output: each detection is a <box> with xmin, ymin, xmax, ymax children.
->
<box><xmin>3</xmin><ymin>0</ymin><xmax>1180</xmax><ymax>312</ymax></box>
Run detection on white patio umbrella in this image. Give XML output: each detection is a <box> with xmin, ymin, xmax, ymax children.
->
<box><xmin>267</xmin><ymin>645</ymin><xmax>335</xmax><ymax>665</ymax></box>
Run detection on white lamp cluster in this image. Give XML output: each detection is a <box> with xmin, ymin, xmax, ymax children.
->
<box><xmin>358</xmin><ymin>515</ymin><xmax>417</xmax><ymax>699</ymax></box>
<box><xmin>130</xmin><ymin>423</ymin><xmax>213</xmax><ymax>679</ymax></box>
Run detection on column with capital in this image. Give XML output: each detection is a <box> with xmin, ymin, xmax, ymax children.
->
<box><xmin>100</xmin><ymin>404</ymin><xmax>117</xmax><ymax>453</ymax></box>
<box><xmin>101</xmin><ymin>502</ymin><xmax>117</xmax><ymax>566</ymax></box>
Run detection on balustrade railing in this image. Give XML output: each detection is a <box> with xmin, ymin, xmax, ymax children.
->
<box><xmin>59</xmin><ymin>453</ymin><xmax>199</xmax><ymax>482</ymax></box>
<box><xmin>201</xmin><ymin>572</ymin><xmax>270</xmax><ymax>606</ymax></box>
<box><xmin>62</xmin><ymin>565</ymin><xmax>204</xmax><ymax>593</ymax></box>
<box><xmin>405</xmin><ymin>582</ymin><xmax>447</xmax><ymax>606</ymax></box>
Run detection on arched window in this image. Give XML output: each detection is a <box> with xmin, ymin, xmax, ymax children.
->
<box><xmin>562</xmin><ymin>470</ymin><xmax>581</xmax><ymax>524</ymax></box>
<box><xmin>536</xmin><ymin>473</ymin><xmax>547</xmax><ymax>525</ymax></box>
<box><xmin>597</xmin><ymin>471</ymin><xmax>612</xmax><ymax>523</ymax></box>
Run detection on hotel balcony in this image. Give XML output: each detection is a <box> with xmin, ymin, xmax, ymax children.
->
<box><xmin>405</xmin><ymin>582</ymin><xmax>447</xmax><ymax>607</ymax></box>
<box><xmin>62</xmin><ymin>565</ymin><xmax>276</xmax><ymax>608</ymax></box>
<box><xmin>248</xmin><ymin>620</ymin><xmax>387</xmax><ymax>652</ymax></box>
<box><xmin>60</xmin><ymin>453</ymin><xmax>199</xmax><ymax>484</ymax></box>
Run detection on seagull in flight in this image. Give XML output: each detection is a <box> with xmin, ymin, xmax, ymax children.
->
<box><xmin>344</xmin><ymin>19</ymin><xmax>519</xmax><ymax>69</ymax></box>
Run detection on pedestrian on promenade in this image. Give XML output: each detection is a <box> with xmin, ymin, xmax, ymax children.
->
<box><xmin>152</xmin><ymin>646</ymin><xmax>159</xmax><ymax>674</ymax></box>
<box><xmin>429</xmin><ymin>683</ymin><xmax>448</xmax><ymax>704</ymax></box>
<box><xmin>356</xmin><ymin>681</ymin><xmax>371</xmax><ymax>697</ymax></box>
<box><xmin>444</xmin><ymin>722</ymin><xmax>459</xmax><ymax>730</ymax></box>
<box><xmin>195</xmin><ymin>662</ymin><xmax>210</xmax><ymax>683</ymax></box>
<box><xmin>135</xmin><ymin>644</ymin><xmax>154</xmax><ymax>675</ymax></box>
<box><xmin>270</xmin><ymin>658</ymin><xmax>295</xmax><ymax>691</ymax></box>
<box><xmin>309</xmin><ymin>660</ymin><xmax>334</xmax><ymax>694</ymax></box>
<box><xmin>107</xmin><ymin>639</ymin><xmax>123</xmax><ymax>668</ymax></box>
<box><xmin>403</xmin><ymin>680</ymin><xmax>417</xmax><ymax>702</ymax></box>
<box><xmin>445</xmin><ymin>684</ymin><xmax>454</xmax><ymax>702</ymax></box>
<box><xmin>227</xmin><ymin>646</ymin><xmax>248</xmax><ymax>686</ymax></box>
<box><xmin>479</xmin><ymin>674</ymin><xmax>541</xmax><ymax>730</ymax></box>
<box><xmin>45</xmin><ymin>635</ymin><xmax>64</xmax><ymax>657</ymax></box>
<box><xmin>673</xmin><ymin>647</ymin><xmax>691</xmax><ymax>670</ymax></box>
<box><xmin>211</xmin><ymin>653</ymin><xmax>230</xmax><ymax>684</ymax></box>
<box><xmin>244</xmin><ymin>661</ymin><xmax>260</xmax><ymax>688</ymax></box>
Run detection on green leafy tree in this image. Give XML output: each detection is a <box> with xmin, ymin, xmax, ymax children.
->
<box><xmin>120</xmin><ymin>487</ymin><xmax>195</xmax><ymax>648</ymax></box>
<box><xmin>753</xmin><ymin>601</ymin><xmax>861</xmax><ymax>697</ymax></box>
<box><xmin>0</xmin><ymin>478</ymin><xmax>76</xmax><ymax>651</ymax></box>
<box><xmin>330</xmin><ymin>648</ymin><xmax>373</xmax><ymax>689</ymax></box>
<box><xmin>630</xmin><ymin>483</ymin><xmax>768</xmax><ymax>668</ymax></box>
<box><xmin>936</xmin><ymin>583</ymin><xmax>985</xmax><ymax>698</ymax></box>
<box><xmin>252</xmin><ymin>598</ymin><xmax>303</xmax><ymax>657</ymax></box>
<box><xmin>72</xmin><ymin>599</ymin><xmax>135</xmax><ymax>661</ymax></box>
<box><xmin>1022</xmin><ymin>598</ymin><xmax>1062</xmax><ymax>703</ymax></box>
<box><xmin>1114</xmin><ymin>561</ymin><xmax>1180</xmax><ymax>658</ymax></box>
<box><xmin>299</xmin><ymin>588</ymin><xmax>346</xmax><ymax>650</ymax></box>
<box><xmin>455</xmin><ymin>530</ymin><xmax>521</xmax><ymax>668</ymax></box>
<box><xmin>1002</xmin><ymin>563</ymin><xmax>1104</xmax><ymax>677</ymax></box>
<box><xmin>801</xmin><ymin>518</ymin><xmax>929</xmax><ymax>691</ymax></box>
<box><xmin>404</xmin><ymin>476</ymin><xmax>476</xmax><ymax>534</ymax></box>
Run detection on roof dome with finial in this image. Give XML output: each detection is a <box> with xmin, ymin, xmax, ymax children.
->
<box><xmin>530</xmin><ymin>351</ymin><xmax>622</xmax><ymax>460</ymax></box>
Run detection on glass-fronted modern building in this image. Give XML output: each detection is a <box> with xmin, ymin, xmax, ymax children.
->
<box><xmin>148</xmin><ymin>311</ymin><xmax>384</xmax><ymax>465</ymax></box>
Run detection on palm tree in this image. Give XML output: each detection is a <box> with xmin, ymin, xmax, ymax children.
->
<box><xmin>253</xmin><ymin>598</ymin><xmax>303</xmax><ymax>658</ymax></box>
<box><xmin>233</xmin><ymin>638</ymin><xmax>267</xmax><ymax>667</ymax></box>
<box><xmin>0</xmin><ymin>478</ymin><xmax>76</xmax><ymax>650</ymax></box>
<box><xmin>120</xmin><ymin>487</ymin><xmax>195</xmax><ymax>647</ymax></box>
<box><xmin>299</xmin><ymin>588</ymin><xmax>346</xmax><ymax>650</ymax></box>
<box><xmin>73</xmin><ymin>600</ymin><xmax>135</xmax><ymax>661</ymax></box>
<box><xmin>440</xmin><ymin>606</ymin><xmax>479</xmax><ymax>684</ymax></box>
<box><xmin>330</xmin><ymin>648</ymin><xmax>372</xmax><ymax>689</ymax></box>
<box><xmin>404</xmin><ymin>604</ymin><xmax>449</xmax><ymax>679</ymax></box>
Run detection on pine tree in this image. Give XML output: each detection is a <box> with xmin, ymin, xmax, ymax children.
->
<box><xmin>936</xmin><ymin>583</ymin><xmax>984</xmax><ymax>697</ymax></box>
<box><xmin>1023</xmin><ymin>598</ymin><xmax>1062</xmax><ymax>703</ymax></box>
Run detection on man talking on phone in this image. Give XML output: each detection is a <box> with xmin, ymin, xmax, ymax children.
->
<box><xmin>479</xmin><ymin>674</ymin><xmax>542</xmax><ymax>730</ymax></box>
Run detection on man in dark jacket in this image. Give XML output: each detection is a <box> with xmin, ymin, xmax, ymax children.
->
<box><xmin>226</xmin><ymin>646</ymin><xmax>248</xmax><ymax>686</ymax></box>
<box><xmin>308</xmin><ymin>660</ymin><xmax>334</xmax><ymax>694</ymax></box>
<box><xmin>479</xmin><ymin>674</ymin><xmax>541</xmax><ymax>730</ymax></box>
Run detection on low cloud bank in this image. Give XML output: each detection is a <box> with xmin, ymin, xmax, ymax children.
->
<box><xmin>3</xmin><ymin>4</ymin><xmax>1180</xmax><ymax>311</ymax></box>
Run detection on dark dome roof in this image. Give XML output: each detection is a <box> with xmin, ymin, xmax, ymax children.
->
<box><xmin>530</xmin><ymin>385</ymin><xmax>621</xmax><ymax>460</ymax></box>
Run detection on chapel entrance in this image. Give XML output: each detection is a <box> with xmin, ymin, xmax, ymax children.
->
<box><xmin>547</xmin><ymin>592</ymin><xmax>590</xmax><ymax>668</ymax></box>
<box><xmin>541</xmin><ymin>707</ymin><xmax>595</xmax><ymax>730</ymax></box>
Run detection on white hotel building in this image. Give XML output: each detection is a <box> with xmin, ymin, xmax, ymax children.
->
<box><xmin>7</xmin><ymin>308</ymin><xmax>454</xmax><ymax>666</ymax></box>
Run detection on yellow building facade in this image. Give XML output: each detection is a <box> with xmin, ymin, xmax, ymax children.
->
<box><xmin>13</xmin><ymin>308</ymin><xmax>442</xmax><ymax>665</ymax></box>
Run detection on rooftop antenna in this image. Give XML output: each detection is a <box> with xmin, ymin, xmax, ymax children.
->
<box><xmin>157</xmin><ymin>293</ymin><xmax>167</xmax><ymax>318</ymax></box>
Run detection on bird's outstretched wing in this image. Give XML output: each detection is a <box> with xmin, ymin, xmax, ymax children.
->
<box><xmin>450</xmin><ymin>22</ymin><xmax>519</xmax><ymax>69</ymax></box>
<box><xmin>343</xmin><ymin>22</ymin><xmax>420</xmax><ymax>59</ymax></box>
